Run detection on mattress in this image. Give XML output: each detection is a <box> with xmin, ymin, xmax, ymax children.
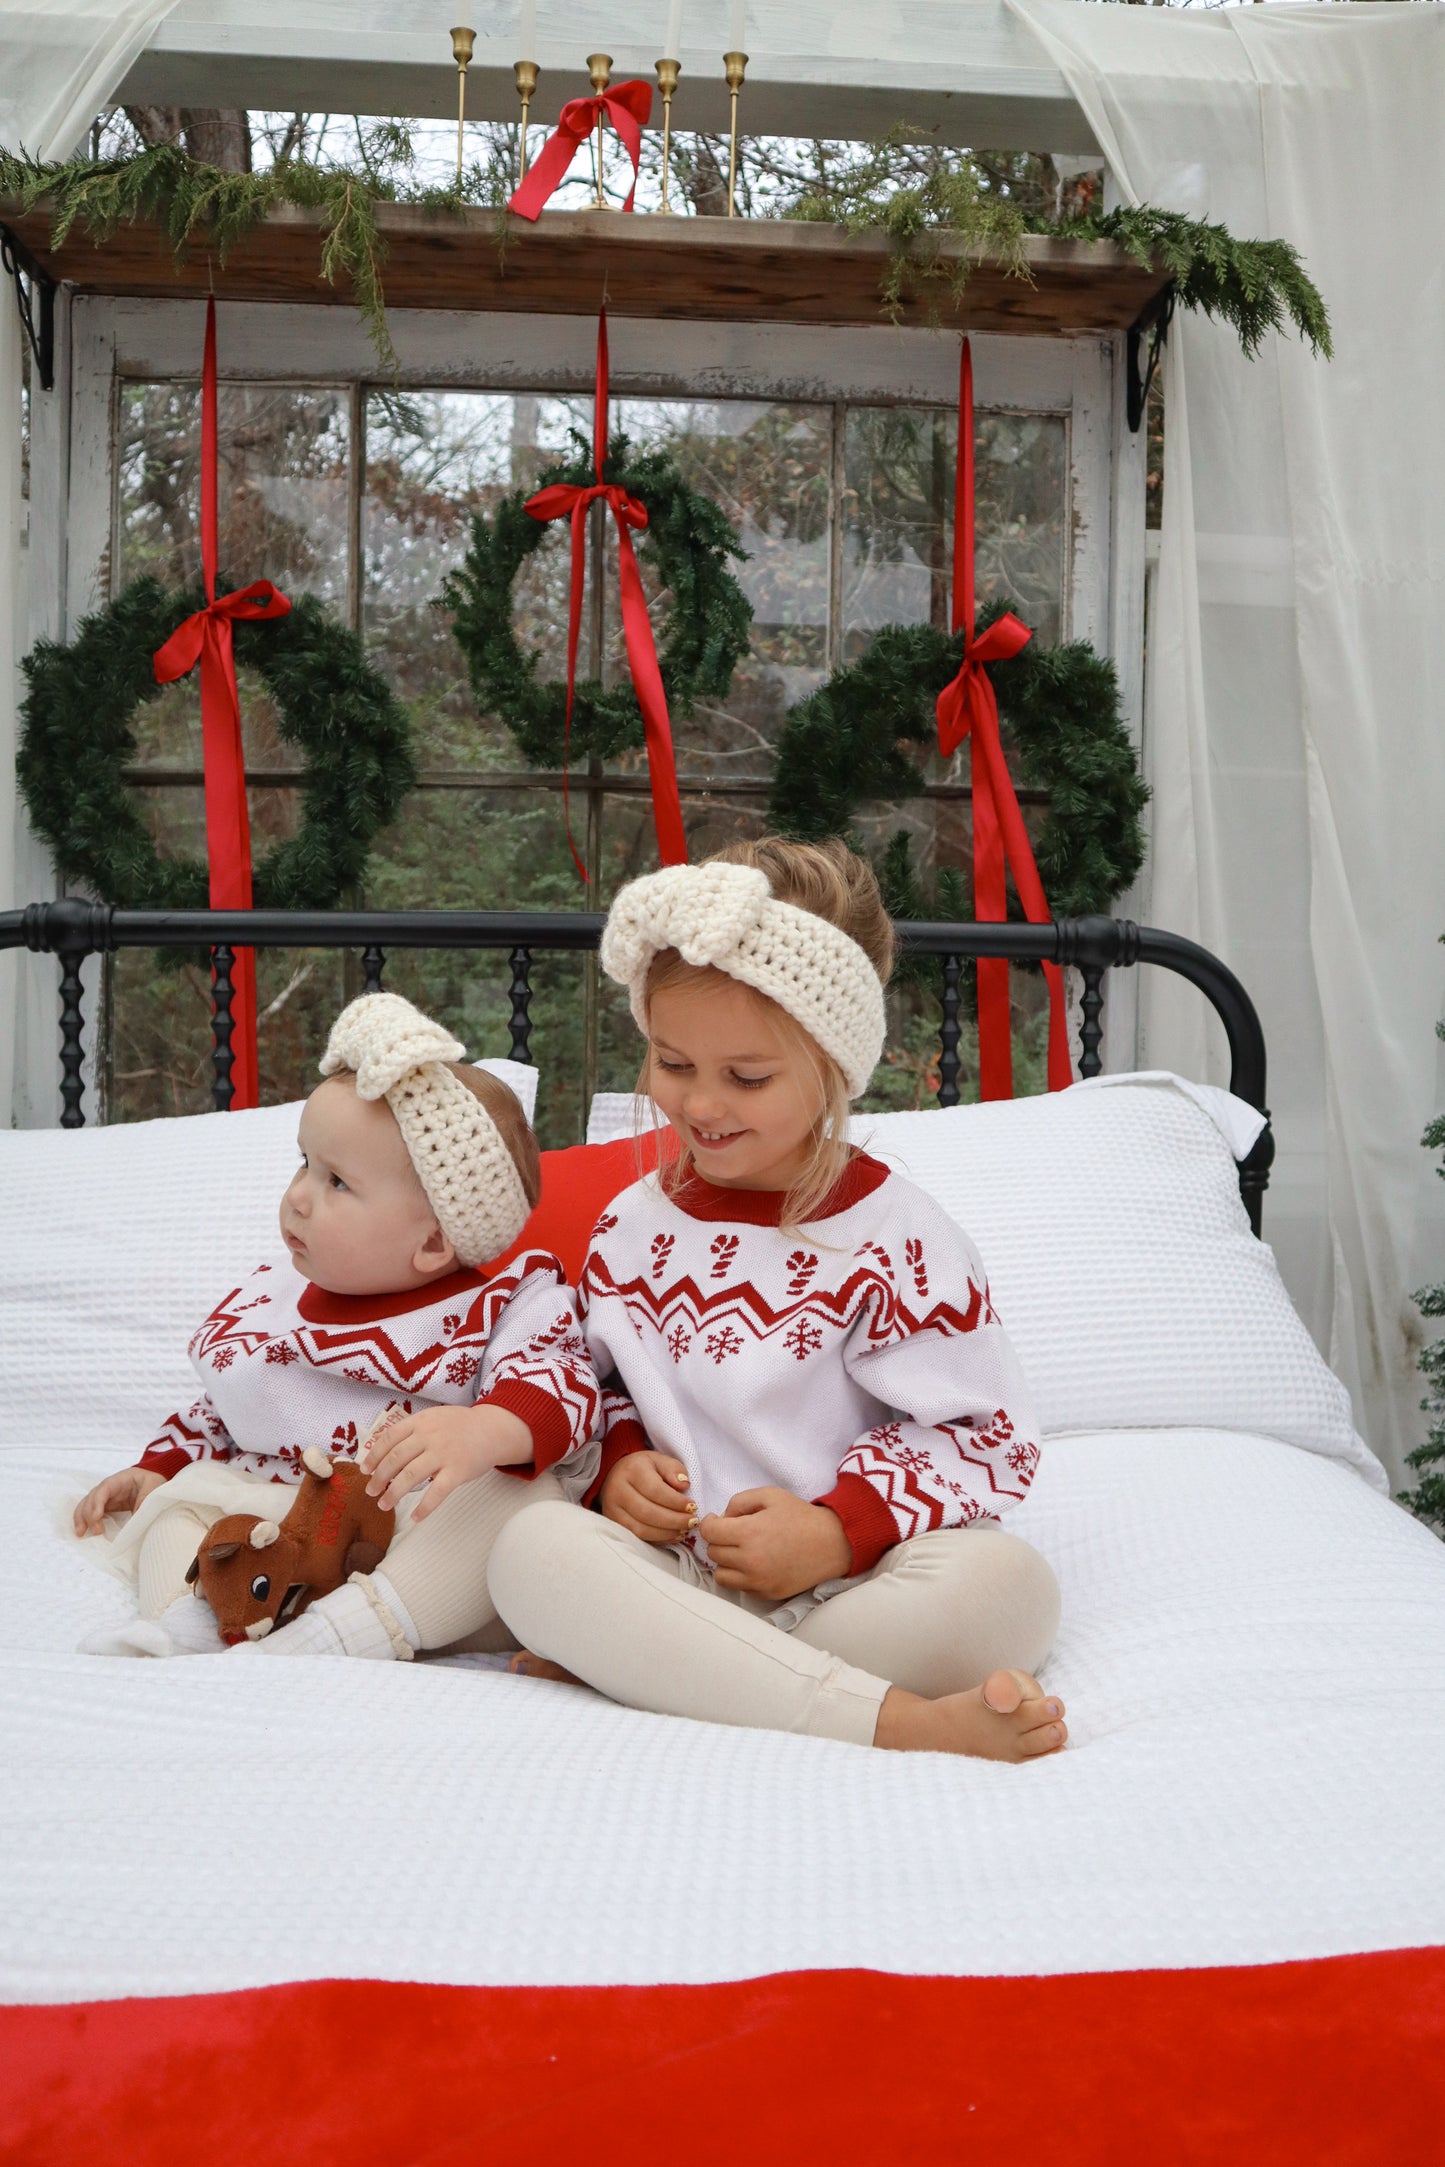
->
<box><xmin>5</xmin><ymin>1080</ymin><xmax>1445</xmax><ymax>2160</ymax></box>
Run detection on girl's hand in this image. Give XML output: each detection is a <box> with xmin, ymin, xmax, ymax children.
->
<box><xmin>362</xmin><ymin>1403</ymin><xmax>532</xmax><ymax>1522</ymax></box>
<box><xmin>700</xmin><ymin>1487</ymin><xmax>852</xmax><ymax>1602</ymax></box>
<box><xmin>600</xmin><ymin>1452</ymin><xmax>697</xmax><ymax>1544</ymax></box>
<box><xmin>73</xmin><ymin>1466</ymin><xmax>165</xmax><ymax>1537</ymax></box>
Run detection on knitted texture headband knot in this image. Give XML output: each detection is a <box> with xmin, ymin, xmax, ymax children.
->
<box><xmin>319</xmin><ymin>993</ymin><xmax>532</xmax><ymax>1268</ymax></box>
<box><xmin>600</xmin><ymin>862</ymin><xmax>887</xmax><ymax>1098</ymax></box>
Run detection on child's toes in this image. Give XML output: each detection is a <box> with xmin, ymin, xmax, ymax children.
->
<box><xmin>1018</xmin><ymin>1716</ymin><xmax>1068</xmax><ymax>1756</ymax></box>
<box><xmin>980</xmin><ymin>1668</ymin><xmax>1049</xmax><ymax>1716</ymax></box>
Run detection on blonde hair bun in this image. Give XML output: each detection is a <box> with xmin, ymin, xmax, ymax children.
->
<box><xmin>600</xmin><ymin>857</ymin><xmax>887</xmax><ymax>1098</ymax></box>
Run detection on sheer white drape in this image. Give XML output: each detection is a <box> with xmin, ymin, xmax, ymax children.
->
<box><xmin>1010</xmin><ymin>0</ymin><xmax>1445</xmax><ymax>1487</ymax></box>
<box><xmin>0</xmin><ymin>4</ymin><xmax>178</xmax><ymax>1125</ymax></box>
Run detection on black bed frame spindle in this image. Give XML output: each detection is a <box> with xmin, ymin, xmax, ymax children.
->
<box><xmin>56</xmin><ymin>946</ymin><xmax>86</xmax><ymax>1131</ymax></box>
<box><xmin>210</xmin><ymin>945</ymin><xmax>237</xmax><ymax>1112</ymax></box>
<box><xmin>1077</xmin><ymin>963</ymin><xmax>1106</xmax><ymax>1080</ymax></box>
<box><xmin>361</xmin><ymin>944</ymin><xmax>386</xmax><ymax>994</ymax></box>
<box><xmin>507</xmin><ymin>945</ymin><xmax>534</xmax><ymax>1064</ymax></box>
<box><xmin>938</xmin><ymin>954</ymin><xmax>962</xmax><ymax>1108</ymax></box>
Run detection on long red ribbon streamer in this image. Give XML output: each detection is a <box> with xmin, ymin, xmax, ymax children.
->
<box><xmin>524</xmin><ymin>309</ymin><xmax>686</xmax><ymax>879</ymax></box>
<box><xmin>508</xmin><ymin>80</ymin><xmax>653</xmax><ymax>220</ymax></box>
<box><xmin>152</xmin><ymin>299</ymin><xmax>290</xmax><ymax>1110</ymax></box>
<box><xmin>936</xmin><ymin>338</ymin><xmax>1071</xmax><ymax>1100</ymax></box>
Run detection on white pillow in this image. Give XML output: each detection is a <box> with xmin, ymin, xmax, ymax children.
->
<box><xmin>0</xmin><ymin>1060</ymin><xmax>537</xmax><ymax>1468</ymax></box>
<box><xmin>854</xmin><ymin>1074</ymin><xmax>1384</xmax><ymax>1487</ymax></box>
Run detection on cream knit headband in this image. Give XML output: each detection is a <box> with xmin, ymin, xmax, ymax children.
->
<box><xmin>319</xmin><ymin>994</ymin><xmax>532</xmax><ymax>1269</ymax></box>
<box><xmin>600</xmin><ymin>862</ymin><xmax>887</xmax><ymax>1098</ymax></box>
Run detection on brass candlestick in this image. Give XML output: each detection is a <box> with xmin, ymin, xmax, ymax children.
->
<box><xmin>724</xmin><ymin>50</ymin><xmax>747</xmax><ymax>217</ymax></box>
<box><xmin>451</xmin><ymin>26</ymin><xmax>476</xmax><ymax>184</ymax></box>
<box><xmin>586</xmin><ymin>52</ymin><xmax>612</xmax><ymax>208</ymax></box>
<box><xmin>655</xmin><ymin>58</ymin><xmax>680</xmax><ymax>214</ymax></box>
<box><xmin>514</xmin><ymin>58</ymin><xmax>539</xmax><ymax>182</ymax></box>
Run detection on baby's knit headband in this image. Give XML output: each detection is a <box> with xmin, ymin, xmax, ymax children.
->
<box><xmin>319</xmin><ymin>993</ymin><xmax>532</xmax><ymax>1269</ymax></box>
<box><xmin>599</xmin><ymin>862</ymin><xmax>887</xmax><ymax>1099</ymax></box>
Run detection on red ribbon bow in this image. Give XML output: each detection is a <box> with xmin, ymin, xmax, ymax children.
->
<box><xmin>936</xmin><ymin>338</ymin><xmax>1071</xmax><ymax>1100</ymax></box>
<box><xmin>524</xmin><ymin>309</ymin><xmax>686</xmax><ymax>879</ymax></box>
<box><xmin>508</xmin><ymin>79</ymin><xmax>653</xmax><ymax>220</ymax></box>
<box><xmin>152</xmin><ymin>298</ymin><xmax>290</xmax><ymax>1110</ymax></box>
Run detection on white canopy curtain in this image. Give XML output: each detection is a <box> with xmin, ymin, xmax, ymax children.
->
<box><xmin>1009</xmin><ymin>0</ymin><xmax>1445</xmax><ymax>1489</ymax></box>
<box><xmin>0</xmin><ymin>2</ymin><xmax>179</xmax><ymax>1128</ymax></box>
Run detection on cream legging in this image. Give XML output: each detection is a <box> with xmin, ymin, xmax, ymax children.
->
<box><xmin>488</xmin><ymin>1502</ymin><xmax>1061</xmax><ymax>1749</ymax></box>
<box><xmin>137</xmin><ymin>1467</ymin><xmax>563</xmax><ymax>1651</ymax></box>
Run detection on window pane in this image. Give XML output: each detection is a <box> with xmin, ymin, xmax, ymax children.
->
<box><xmin>599</xmin><ymin>399</ymin><xmax>833</xmax><ymax>786</ymax></box>
<box><xmin>116</xmin><ymin>382</ymin><xmax>351</xmax><ymax>769</ymax></box>
<box><xmin>361</xmin><ymin>390</ymin><xmax>592</xmax><ymax>771</ymax></box>
<box><xmin>117</xmin><ymin>382</ymin><xmax>349</xmax><ymax>599</ymax></box>
<box><xmin>842</xmin><ymin>405</ymin><xmax>1066</xmax><ymax>658</ymax></box>
<box><xmin>107</xmin><ymin>941</ymin><xmax>347</xmax><ymax>1123</ymax></box>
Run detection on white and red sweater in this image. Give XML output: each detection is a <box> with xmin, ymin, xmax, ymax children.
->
<box><xmin>579</xmin><ymin>1154</ymin><xmax>1042</xmax><ymax>1578</ymax></box>
<box><xmin>136</xmin><ymin>1252</ymin><xmax>600</xmax><ymax>1486</ymax></box>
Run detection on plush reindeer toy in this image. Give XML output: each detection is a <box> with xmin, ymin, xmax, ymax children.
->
<box><xmin>185</xmin><ymin>1446</ymin><xmax>394</xmax><ymax>1645</ymax></box>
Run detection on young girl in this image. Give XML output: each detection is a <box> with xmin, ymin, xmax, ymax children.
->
<box><xmin>75</xmin><ymin>992</ymin><xmax>599</xmax><ymax>1661</ymax></box>
<box><xmin>489</xmin><ymin>839</ymin><xmax>1066</xmax><ymax>1760</ymax></box>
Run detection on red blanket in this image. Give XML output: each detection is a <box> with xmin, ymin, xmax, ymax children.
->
<box><xmin>5</xmin><ymin>1948</ymin><xmax>1443</xmax><ymax>2163</ymax></box>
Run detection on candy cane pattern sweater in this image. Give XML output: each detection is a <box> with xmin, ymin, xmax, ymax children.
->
<box><xmin>135</xmin><ymin>1252</ymin><xmax>600</xmax><ymax>1486</ymax></box>
<box><xmin>579</xmin><ymin>1153</ymin><xmax>1042</xmax><ymax>1577</ymax></box>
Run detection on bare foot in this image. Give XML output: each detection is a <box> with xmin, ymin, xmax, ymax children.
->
<box><xmin>873</xmin><ymin>1669</ymin><xmax>1067</xmax><ymax>1761</ymax></box>
<box><xmin>508</xmin><ymin>1650</ymin><xmax>584</xmax><ymax>1686</ymax></box>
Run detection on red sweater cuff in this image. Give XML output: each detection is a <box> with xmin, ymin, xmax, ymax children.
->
<box><xmin>583</xmin><ymin>1418</ymin><xmax>651</xmax><ymax>1509</ymax></box>
<box><xmin>814</xmin><ymin>1473</ymin><xmax>899</xmax><ymax>1577</ymax></box>
<box><xmin>136</xmin><ymin>1444</ymin><xmax>193</xmax><ymax>1481</ymax></box>
<box><xmin>480</xmin><ymin>1379</ymin><xmax>574</xmax><ymax>1480</ymax></box>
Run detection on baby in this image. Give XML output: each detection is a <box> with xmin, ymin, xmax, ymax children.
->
<box><xmin>74</xmin><ymin>992</ymin><xmax>599</xmax><ymax>1660</ymax></box>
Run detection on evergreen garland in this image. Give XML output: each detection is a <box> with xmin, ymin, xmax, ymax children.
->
<box><xmin>786</xmin><ymin>131</ymin><xmax>1330</xmax><ymax>359</ymax></box>
<box><xmin>769</xmin><ymin>609</ymin><xmax>1148</xmax><ymax>985</ymax></box>
<box><xmin>444</xmin><ymin>432</ymin><xmax>752</xmax><ymax>766</ymax></box>
<box><xmin>18</xmin><ymin>577</ymin><xmax>417</xmax><ymax>911</ymax></box>
<box><xmin>0</xmin><ymin>138</ymin><xmax>1330</xmax><ymax>375</ymax></box>
<box><xmin>1079</xmin><ymin>206</ymin><xmax>1331</xmax><ymax>361</ymax></box>
<box><xmin>0</xmin><ymin>137</ymin><xmax>502</xmax><ymax>373</ymax></box>
<box><xmin>1402</xmin><ymin>958</ymin><xmax>1445</xmax><ymax>1536</ymax></box>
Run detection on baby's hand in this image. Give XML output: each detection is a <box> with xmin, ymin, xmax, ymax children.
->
<box><xmin>73</xmin><ymin>1466</ymin><xmax>165</xmax><ymax>1537</ymax></box>
<box><xmin>362</xmin><ymin>1402</ymin><xmax>531</xmax><ymax>1522</ymax></box>
<box><xmin>600</xmin><ymin>1452</ymin><xmax>697</xmax><ymax>1545</ymax></box>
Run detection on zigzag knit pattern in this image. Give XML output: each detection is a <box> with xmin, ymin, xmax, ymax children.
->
<box><xmin>600</xmin><ymin>862</ymin><xmax>887</xmax><ymax>1098</ymax></box>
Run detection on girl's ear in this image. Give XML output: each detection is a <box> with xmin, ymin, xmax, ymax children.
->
<box><xmin>412</xmin><ymin>1223</ymin><xmax>458</xmax><ymax>1279</ymax></box>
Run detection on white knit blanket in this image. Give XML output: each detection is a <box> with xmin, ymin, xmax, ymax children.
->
<box><xmin>6</xmin><ymin>1425</ymin><xmax>1444</xmax><ymax>2005</ymax></box>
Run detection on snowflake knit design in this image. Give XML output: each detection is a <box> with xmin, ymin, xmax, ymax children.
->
<box><xmin>599</xmin><ymin>861</ymin><xmax>887</xmax><ymax>1098</ymax></box>
<box><xmin>141</xmin><ymin>1255</ymin><xmax>598</xmax><ymax>1487</ymax></box>
<box><xmin>320</xmin><ymin>992</ymin><xmax>532</xmax><ymax>1268</ymax></box>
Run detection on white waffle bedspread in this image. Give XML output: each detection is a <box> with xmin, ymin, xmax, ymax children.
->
<box><xmin>6</xmin><ymin>1426</ymin><xmax>1444</xmax><ymax>2005</ymax></box>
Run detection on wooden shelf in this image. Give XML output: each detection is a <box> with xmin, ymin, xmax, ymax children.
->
<box><xmin>1</xmin><ymin>204</ymin><xmax>1170</xmax><ymax>338</ymax></box>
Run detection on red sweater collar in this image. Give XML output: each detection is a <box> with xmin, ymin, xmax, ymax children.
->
<box><xmin>296</xmin><ymin>1265</ymin><xmax>489</xmax><ymax>1327</ymax></box>
<box><xmin>666</xmin><ymin>1151</ymin><xmax>890</xmax><ymax>1227</ymax></box>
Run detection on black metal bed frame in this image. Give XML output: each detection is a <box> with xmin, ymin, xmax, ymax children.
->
<box><xmin>0</xmin><ymin>899</ymin><xmax>1275</xmax><ymax>1234</ymax></box>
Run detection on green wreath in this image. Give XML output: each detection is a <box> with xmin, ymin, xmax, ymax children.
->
<box><xmin>444</xmin><ymin>432</ymin><xmax>752</xmax><ymax>765</ymax></box>
<box><xmin>18</xmin><ymin>576</ymin><xmax>417</xmax><ymax>910</ymax></box>
<box><xmin>769</xmin><ymin>609</ymin><xmax>1148</xmax><ymax>975</ymax></box>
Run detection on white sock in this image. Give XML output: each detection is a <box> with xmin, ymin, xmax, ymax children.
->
<box><xmin>158</xmin><ymin>1593</ymin><xmax>228</xmax><ymax>1653</ymax></box>
<box><xmin>368</xmin><ymin>1570</ymin><xmax>421</xmax><ymax>1652</ymax></box>
<box><xmin>242</xmin><ymin>1575</ymin><xmax>415</xmax><ymax>1660</ymax></box>
<box><xmin>79</xmin><ymin>1596</ymin><xmax>226</xmax><ymax>1659</ymax></box>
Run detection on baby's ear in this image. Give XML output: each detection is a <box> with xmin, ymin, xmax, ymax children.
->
<box><xmin>412</xmin><ymin>1223</ymin><xmax>457</xmax><ymax>1279</ymax></box>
